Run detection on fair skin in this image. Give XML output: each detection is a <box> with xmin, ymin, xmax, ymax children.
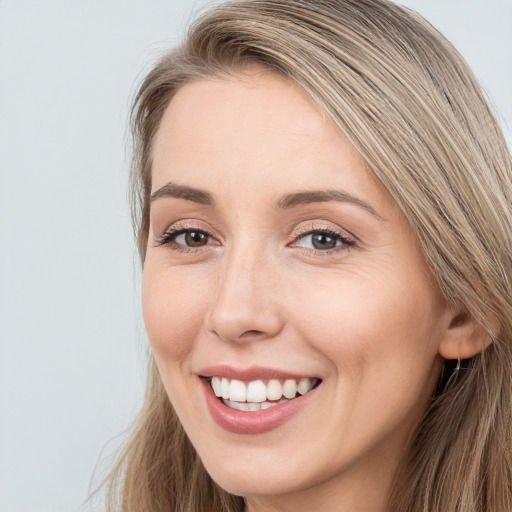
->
<box><xmin>143</xmin><ymin>68</ymin><xmax>466</xmax><ymax>512</ymax></box>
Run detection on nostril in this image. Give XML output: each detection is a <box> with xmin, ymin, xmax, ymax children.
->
<box><xmin>238</xmin><ymin>329</ymin><xmax>265</xmax><ymax>340</ymax></box>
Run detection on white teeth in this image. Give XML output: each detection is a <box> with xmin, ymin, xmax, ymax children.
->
<box><xmin>225</xmin><ymin>400</ymin><xmax>259</xmax><ymax>412</ymax></box>
<box><xmin>209</xmin><ymin>376</ymin><xmax>319</xmax><ymax>405</ymax></box>
<box><xmin>221</xmin><ymin>377</ymin><xmax>230</xmax><ymax>399</ymax></box>
<box><xmin>211</xmin><ymin>376</ymin><xmax>222</xmax><ymax>397</ymax></box>
<box><xmin>297</xmin><ymin>378</ymin><xmax>314</xmax><ymax>395</ymax></box>
<box><xmin>282</xmin><ymin>379</ymin><xmax>297</xmax><ymax>399</ymax></box>
<box><xmin>229</xmin><ymin>379</ymin><xmax>247</xmax><ymax>402</ymax></box>
<box><xmin>247</xmin><ymin>402</ymin><xmax>260</xmax><ymax>411</ymax></box>
<box><xmin>247</xmin><ymin>380</ymin><xmax>267</xmax><ymax>402</ymax></box>
<box><xmin>224</xmin><ymin>398</ymin><xmax>290</xmax><ymax>412</ymax></box>
<box><xmin>266</xmin><ymin>379</ymin><xmax>282</xmax><ymax>401</ymax></box>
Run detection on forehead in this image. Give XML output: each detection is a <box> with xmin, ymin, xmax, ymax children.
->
<box><xmin>153</xmin><ymin>68</ymin><xmax>329</xmax><ymax>159</ymax></box>
<box><xmin>151</xmin><ymin>68</ymin><xmax>391</xmax><ymax>216</ymax></box>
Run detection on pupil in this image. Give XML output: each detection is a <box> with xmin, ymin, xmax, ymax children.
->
<box><xmin>185</xmin><ymin>231</ymin><xmax>208</xmax><ymax>247</ymax></box>
<box><xmin>312</xmin><ymin>233</ymin><xmax>336</xmax><ymax>250</ymax></box>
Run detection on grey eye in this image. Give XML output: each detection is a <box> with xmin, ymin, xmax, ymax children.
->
<box><xmin>297</xmin><ymin>232</ymin><xmax>342</xmax><ymax>250</ymax></box>
<box><xmin>310</xmin><ymin>233</ymin><xmax>338</xmax><ymax>250</ymax></box>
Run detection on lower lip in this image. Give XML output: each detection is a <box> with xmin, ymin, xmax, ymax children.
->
<box><xmin>200</xmin><ymin>378</ymin><xmax>318</xmax><ymax>434</ymax></box>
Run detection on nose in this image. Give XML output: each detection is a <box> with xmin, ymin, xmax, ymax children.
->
<box><xmin>205</xmin><ymin>247</ymin><xmax>284</xmax><ymax>344</ymax></box>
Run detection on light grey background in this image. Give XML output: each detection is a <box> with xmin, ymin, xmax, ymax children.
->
<box><xmin>0</xmin><ymin>1</ymin><xmax>510</xmax><ymax>511</ymax></box>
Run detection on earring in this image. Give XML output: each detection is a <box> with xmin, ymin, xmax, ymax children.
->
<box><xmin>454</xmin><ymin>358</ymin><xmax>461</xmax><ymax>372</ymax></box>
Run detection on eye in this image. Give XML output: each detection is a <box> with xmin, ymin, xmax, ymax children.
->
<box><xmin>175</xmin><ymin>230</ymin><xmax>211</xmax><ymax>247</ymax></box>
<box><xmin>292</xmin><ymin>228</ymin><xmax>354</xmax><ymax>252</ymax></box>
<box><xmin>156</xmin><ymin>227</ymin><xmax>217</xmax><ymax>250</ymax></box>
<box><xmin>299</xmin><ymin>232</ymin><xmax>340</xmax><ymax>250</ymax></box>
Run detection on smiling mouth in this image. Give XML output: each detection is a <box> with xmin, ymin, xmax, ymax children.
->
<box><xmin>205</xmin><ymin>376</ymin><xmax>321</xmax><ymax>412</ymax></box>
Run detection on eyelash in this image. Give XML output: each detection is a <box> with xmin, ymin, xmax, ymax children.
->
<box><xmin>291</xmin><ymin>226</ymin><xmax>355</xmax><ymax>254</ymax></box>
<box><xmin>155</xmin><ymin>225</ymin><xmax>355</xmax><ymax>254</ymax></box>
<box><xmin>155</xmin><ymin>225</ymin><xmax>217</xmax><ymax>253</ymax></box>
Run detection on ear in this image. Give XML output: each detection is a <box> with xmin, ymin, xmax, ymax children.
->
<box><xmin>438</xmin><ymin>308</ymin><xmax>493</xmax><ymax>360</ymax></box>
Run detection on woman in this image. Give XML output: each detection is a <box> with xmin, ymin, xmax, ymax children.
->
<box><xmin>104</xmin><ymin>0</ymin><xmax>512</xmax><ymax>510</ymax></box>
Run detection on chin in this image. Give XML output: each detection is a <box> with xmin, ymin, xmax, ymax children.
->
<box><xmin>207</xmin><ymin>465</ymin><xmax>303</xmax><ymax>499</ymax></box>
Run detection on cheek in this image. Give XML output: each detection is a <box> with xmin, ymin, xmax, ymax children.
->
<box><xmin>287</xmin><ymin>265</ymin><xmax>444</xmax><ymax>448</ymax></box>
<box><xmin>142</xmin><ymin>261</ymin><xmax>211</xmax><ymax>364</ymax></box>
<box><xmin>289</xmin><ymin>263</ymin><xmax>443</xmax><ymax>378</ymax></box>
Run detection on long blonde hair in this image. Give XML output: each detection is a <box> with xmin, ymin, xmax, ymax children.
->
<box><xmin>104</xmin><ymin>1</ymin><xmax>512</xmax><ymax>510</ymax></box>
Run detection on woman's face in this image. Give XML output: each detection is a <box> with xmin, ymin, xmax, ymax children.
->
<box><xmin>144</xmin><ymin>68</ymin><xmax>452</xmax><ymax>510</ymax></box>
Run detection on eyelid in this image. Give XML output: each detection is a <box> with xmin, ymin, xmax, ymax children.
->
<box><xmin>154</xmin><ymin>220</ymin><xmax>220</xmax><ymax>249</ymax></box>
<box><xmin>291</xmin><ymin>222</ymin><xmax>355</xmax><ymax>242</ymax></box>
<box><xmin>154</xmin><ymin>220</ymin><xmax>355</xmax><ymax>254</ymax></box>
<box><xmin>288</xmin><ymin>222</ymin><xmax>356</xmax><ymax>253</ymax></box>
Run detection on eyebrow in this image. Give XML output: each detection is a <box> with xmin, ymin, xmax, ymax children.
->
<box><xmin>275</xmin><ymin>190</ymin><xmax>382</xmax><ymax>219</ymax></box>
<box><xmin>150</xmin><ymin>182</ymin><xmax>381</xmax><ymax>220</ymax></box>
<box><xmin>150</xmin><ymin>182</ymin><xmax>214</xmax><ymax>205</ymax></box>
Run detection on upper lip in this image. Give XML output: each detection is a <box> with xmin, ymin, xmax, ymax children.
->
<box><xmin>197</xmin><ymin>364</ymin><xmax>320</xmax><ymax>381</ymax></box>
